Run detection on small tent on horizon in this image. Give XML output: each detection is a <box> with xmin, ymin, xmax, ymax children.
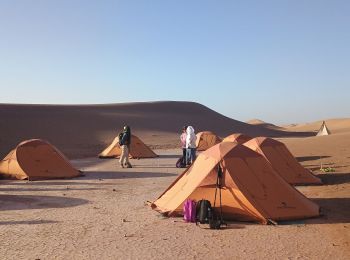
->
<box><xmin>0</xmin><ymin>139</ymin><xmax>82</xmax><ymax>180</ymax></box>
<box><xmin>151</xmin><ymin>142</ymin><xmax>319</xmax><ymax>224</ymax></box>
<box><xmin>195</xmin><ymin>131</ymin><xmax>222</xmax><ymax>151</ymax></box>
<box><xmin>316</xmin><ymin>121</ymin><xmax>331</xmax><ymax>136</ymax></box>
<box><xmin>99</xmin><ymin>135</ymin><xmax>157</xmax><ymax>159</ymax></box>
<box><xmin>243</xmin><ymin>137</ymin><xmax>322</xmax><ymax>185</ymax></box>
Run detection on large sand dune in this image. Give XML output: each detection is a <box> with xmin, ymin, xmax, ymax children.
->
<box><xmin>0</xmin><ymin>101</ymin><xmax>312</xmax><ymax>159</ymax></box>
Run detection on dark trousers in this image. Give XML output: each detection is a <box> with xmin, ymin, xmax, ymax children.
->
<box><xmin>182</xmin><ymin>148</ymin><xmax>187</xmax><ymax>164</ymax></box>
<box><xmin>186</xmin><ymin>148</ymin><xmax>197</xmax><ymax>165</ymax></box>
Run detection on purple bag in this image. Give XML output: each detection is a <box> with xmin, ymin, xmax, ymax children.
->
<box><xmin>183</xmin><ymin>199</ymin><xmax>196</xmax><ymax>223</ymax></box>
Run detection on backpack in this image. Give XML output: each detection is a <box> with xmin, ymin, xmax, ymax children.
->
<box><xmin>196</xmin><ymin>199</ymin><xmax>213</xmax><ymax>224</ymax></box>
<box><xmin>176</xmin><ymin>156</ymin><xmax>186</xmax><ymax>168</ymax></box>
<box><xmin>118</xmin><ymin>132</ymin><xmax>124</xmax><ymax>146</ymax></box>
<box><xmin>183</xmin><ymin>199</ymin><xmax>196</xmax><ymax>223</ymax></box>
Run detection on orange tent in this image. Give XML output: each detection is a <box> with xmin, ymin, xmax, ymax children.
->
<box><xmin>244</xmin><ymin>137</ymin><xmax>322</xmax><ymax>185</ymax></box>
<box><xmin>196</xmin><ymin>131</ymin><xmax>221</xmax><ymax>151</ymax></box>
<box><xmin>0</xmin><ymin>139</ymin><xmax>82</xmax><ymax>180</ymax></box>
<box><xmin>99</xmin><ymin>135</ymin><xmax>157</xmax><ymax>159</ymax></box>
<box><xmin>152</xmin><ymin>142</ymin><xmax>319</xmax><ymax>224</ymax></box>
<box><xmin>222</xmin><ymin>133</ymin><xmax>252</xmax><ymax>144</ymax></box>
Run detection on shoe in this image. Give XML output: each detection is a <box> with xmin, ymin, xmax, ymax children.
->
<box><xmin>120</xmin><ymin>163</ymin><xmax>125</xmax><ymax>168</ymax></box>
<box><xmin>126</xmin><ymin>163</ymin><xmax>132</xmax><ymax>168</ymax></box>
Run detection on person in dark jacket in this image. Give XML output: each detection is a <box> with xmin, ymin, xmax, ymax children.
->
<box><xmin>119</xmin><ymin>125</ymin><xmax>132</xmax><ymax>168</ymax></box>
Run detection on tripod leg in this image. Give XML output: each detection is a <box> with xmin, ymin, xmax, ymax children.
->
<box><xmin>213</xmin><ymin>172</ymin><xmax>219</xmax><ymax>208</ymax></box>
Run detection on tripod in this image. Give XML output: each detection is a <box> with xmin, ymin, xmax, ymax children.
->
<box><xmin>211</xmin><ymin>165</ymin><xmax>225</xmax><ymax>229</ymax></box>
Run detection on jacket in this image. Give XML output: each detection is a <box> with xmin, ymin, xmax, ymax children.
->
<box><xmin>186</xmin><ymin>126</ymin><xmax>197</xmax><ymax>149</ymax></box>
<box><xmin>180</xmin><ymin>132</ymin><xmax>187</xmax><ymax>148</ymax></box>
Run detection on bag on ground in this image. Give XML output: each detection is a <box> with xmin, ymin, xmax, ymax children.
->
<box><xmin>183</xmin><ymin>199</ymin><xmax>196</xmax><ymax>223</ymax></box>
<box><xmin>176</xmin><ymin>156</ymin><xmax>186</xmax><ymax>168</ymax></box>
<box><xmin>196</xmin><ymin>199</ymin><xmax>213</xmax><ymax>224</ymax></box>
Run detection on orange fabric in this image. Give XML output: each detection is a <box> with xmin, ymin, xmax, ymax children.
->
<box><xmin>99</xmin><ymin>135</ymin><xmax>157</xmax><ymax>158</ymax></box>
<box><xmin>244</xmin><ymin>137</ymin><xmax>322</xmax><ymax>185</ymax></box>
<box><xmin>152</xmin><ymin>142</ymin><xmax>319</xmax><ymax>224</ymax></box>
<box><xmin>0</xmin><ymin>139</ymin><xmax>81</xmax><ymax>180</ymax></box>
<box><xmin>195</xmin><ymin>131</ymin><xmax>222</xmax><ymax>151</ymax></box>
<box><xmin>222</xmin><ymin>133</ymin><xmax>252</xmax><ymax>144</ymax></box>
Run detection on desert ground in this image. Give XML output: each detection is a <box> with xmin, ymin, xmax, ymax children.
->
<box><xmin>0</xmin><ymin>102</ymin><xmax>349</xmax><ymax>259</ymax></box>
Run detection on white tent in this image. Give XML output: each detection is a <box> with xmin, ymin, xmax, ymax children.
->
<box><xmin>316</xmin><ymin>121</ymin><xmax>331</xmax><ymax>136</ymax></box>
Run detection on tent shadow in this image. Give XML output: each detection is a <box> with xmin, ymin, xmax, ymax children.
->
<box><xmin>318</xmin><ymin>173</ymin><xmax>350</xmax><ymax>185</ymax></box>
<box><xmin>157</xmin><ymin>154</ymin><xmax>181</xmax><ymax>159</ymax></box>
<box><xmin>0</xmin><ymin>187</ymin><xmax>101</xmax><ymax>192</ymax></box>
<box><xmin>303</xmin><ymin>198</ymin><xmax>350</xmax><ymax>224</ymax></box>
<box><xmin>133</xmin><ymin>166</ymin><xmax>178</xmax><ymax>169</ymax></box>
<box><xmin>296</xmin><ymin>155</ymin><xmax>331</xmax><ymax>162</ymax></box>
<box><xmin>0</xmin><ymin>180</ymin><xmax>114</xmax><ymax>186</ymax></box>
<box><xmin>82</xmin><ymin>171</ymin><xmax>177</xmax><ymax>180</ymax></box>
<box><xmin>0</xmin><ymin>194</ymin><xmax>89</xmax><ymax>211</ymax></box>
<box><xmin>222</xmin><ymin>223</ymin><xmax>247</xmax><ymax>230</ymax></box>
<box><xmin>196</xmin><ymin>223</ymin><xmax>246</xmax><ymax>230</ymax></box>
<box><xmin>0</xmin><ymin>220</ymin><xmax>58</xmax><ymax>225</ymax></box>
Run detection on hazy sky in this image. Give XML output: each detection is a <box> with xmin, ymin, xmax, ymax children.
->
<box><xmin>0</xmin><ymin>0</ymin><xmax>349</xmax><ymax>124</ymax></box>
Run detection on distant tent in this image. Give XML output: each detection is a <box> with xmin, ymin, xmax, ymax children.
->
<box><xmin>244</xmin><ymin>137</ymin><xmax>322</xmax><ymax>185</ymax></box>
<box><xmin>316</xmin><ymin>121</ymin><xmax>331</xmax><ymax>136</ymax></box>
<box><xmin>99</xmin><ymin>135</ymin><xmax>157</xmax><ymax>159</ymax></box>
<box><xmin>195</xmin><ymin>131</ymin><xmax>222</xmax><ymax>151</ymax></box>
<box><xmin>222</xmin><ymin>133</ymin><xmax>252</xmax><ymax>144</ymax></box>
<box><xmin>152</xmin><ymin>142</ymin><xmax>319</xmax><ymax>224</ymax></box>
<box><xmin>0</xmin><ymin>139</ymin><xmax>81</xmax><ymax>180</ymax></box>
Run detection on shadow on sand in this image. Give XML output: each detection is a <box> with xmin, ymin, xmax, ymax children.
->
<box><xmin>0</xmin><ymin>180</ymin><xmax>115</xmax><ymax>186</ymax></box>
<box><xmin>0</xmin><ymin>187</ymin><xmax>101</xmax><ymax>192</ymax></box>
<box><xmin>157</xmin><ymin>154</ymin><xmax>181</xmax><ymax>159</ymax></box>
<box><xmin>279</xmin><ymin>198</ymin><xmax>350</xmax><ymax>225</ymax></box>
<box><xmin>0</xmin><ymin>220</ymin><xmax>58</xmax><ymax>226</ymax></box>
<box><xmin>309</xmin><ymin>198</ymin><xmax>350</xmax><ymax>225</ymax></box>
<box><xmin>296</xmin><ymin>155</ymin><xmax>331</xmax><ymax>162</ymax></box>
<box><xmin>82</xmin><ymin>171</ymin><xmax>177</xmax><ymax>180</ymax></box>
<box><xmin>132</xmin><ymin>165</ymin><xmax>178</xmax><ymax>169</ymax></box>
<box><xmin>194</xmin><ymin>223</ymin><xmax>247</xmax><ymax>230</ymax></box>
<box><xmin>0</xmin><ymin>194</ymin><xmax>89</xmax><ymax>211</ymax></box>
<box><xmin>318</xmin><ymin>173</ymin><xmax>350</xmax><ymax>185</ymax></box>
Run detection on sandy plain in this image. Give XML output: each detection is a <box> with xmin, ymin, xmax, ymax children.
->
<box><xmin>0</xmin><ymin>102</ymin><xmax>349</xmax><ymax>259</ymax></box>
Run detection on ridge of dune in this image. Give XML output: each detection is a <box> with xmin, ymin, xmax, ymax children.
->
<box><xmin>247</xmin><ymin>119</ymin><xmax>267</xmax><ymax>125</ymax></box>
<box><xmin>0</xmin><ymin>101</ymin><xmax>312</xmax><ymax>158</ymax></box>
<box><xmin>284</xmin><ymin>118</ymin><xmax>350</xmax><ymax>134</ymax></box>
<box><xmin>246</xmin><ymin>118</ymin><xmax>283</xmax><ymax>130</ymax></box>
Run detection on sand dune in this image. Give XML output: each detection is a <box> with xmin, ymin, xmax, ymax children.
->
<box><xmin>285</xmin><ymin>118</ymin><xmax>350</xmax><ymax>134</ymax></box>
<box><xmin>0</xmin><ymin>101</ymin><xmax>312</xmax><ymax>159</ymax></box>
<box><xmin>246</xmin><ymin>118</ymin><xmax>283</xmax><ymax>130</ymax></box>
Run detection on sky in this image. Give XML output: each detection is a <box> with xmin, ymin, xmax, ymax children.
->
<box><xmin>0</xmin><ymin>0</ymin><xmax>349</xmax><ymax>124</ymax></box>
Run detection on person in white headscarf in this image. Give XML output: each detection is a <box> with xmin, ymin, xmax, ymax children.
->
<box><xmin>185</xmin><ymin>126</ymin><xmax>197</xmax><ymax>165</ymax></box>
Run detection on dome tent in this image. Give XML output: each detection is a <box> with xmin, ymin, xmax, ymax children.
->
<box><xmin>152</xmin><ymin>142</ymin><xmax>319</xmax><ymax>224</ymax></box>
<box><xmin>222</xmin><ymin>133</ymin><xmax>252</xmax><ymax>144</ymax></box>
<box><xmin>243</xmin><ymin>137</ymin><xmax>322</xmax><ymax>185</ymax></box>
<box><xmin>0</xmin><ymin>139</ymin><xmax>81</xmax><ymax>180</ymax></box>
<box><xmin>195</xmin><ymin>131</ymin><xmax>221</xmax><ymax>151</ymax></box>
<box><xmin>99</xmin><ymin>135</ymin><xmax>157</xmax><ymax>159</ymax></box>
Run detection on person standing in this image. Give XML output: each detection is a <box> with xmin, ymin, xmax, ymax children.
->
<box><xmin>180</xmin><ymin>126</ymin><xmax>187</xmax><ymax>165</ymax></box>
<box><xmin>185</xmin><ymin>126</ymin><xmax>197</xmax><ymax>165</ymax></box>
<box><xmin>119</xmin><ymin>125</ymin><xmax>132</xmax><ymax>168</ymax></box>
